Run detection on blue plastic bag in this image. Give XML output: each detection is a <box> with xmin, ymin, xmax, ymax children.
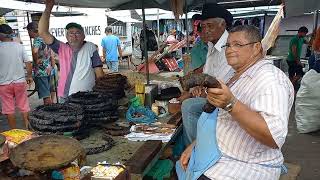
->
<box><xmin>126</xmin><ymin>106</ymin><xmax>157</xmax><ymax>124</ymax></box>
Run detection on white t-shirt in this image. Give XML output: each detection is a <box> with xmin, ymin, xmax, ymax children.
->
<box><xmin>0</xmin><ymin>41</ymin><xmax>31</xmax><ymax>85</ymax></box>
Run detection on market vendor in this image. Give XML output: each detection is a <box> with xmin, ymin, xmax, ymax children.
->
<box><xmin>180</xmin><ymin>3</ymin><xmax>235</xmax><ymax>147</ymax></box>
<box><xmin>38</xmin><ymin>0</ymin><xmax>104</xmax><ymax>102</ymax></box>
<box><xmin>179</xmin><ymin>25</ymin><xmax>294</xmax><ymax>180</ymax></box>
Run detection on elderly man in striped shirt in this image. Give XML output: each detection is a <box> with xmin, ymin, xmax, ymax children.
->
<box><xmin>180</xmin><ymin>25</ymin><xmax>294</xmax><ymax>179</ymax></box>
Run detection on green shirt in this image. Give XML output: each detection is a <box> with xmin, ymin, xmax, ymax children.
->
<box><xmin>190</xmin><ymin>39</ymin><xmax>208</xmax><ymax>70</ymax></box>
<box><xmin>287</xmin><ymin>35</ymin><xmax>305</xmax><ymax>62</ymax></box>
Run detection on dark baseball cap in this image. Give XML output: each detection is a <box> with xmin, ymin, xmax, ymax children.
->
<box><xmin>0</xmin><ymin>24</ymin><xmax>13</xmax><ymax>35</ymax></box>
<box><xmin>65</xmin><ymin>22</ymin><xmax>84</xmax><ymax>31</ymax></box>
<box><xmin>24</xmin><ymin>22</ymin><xmax>38</xmax><ymax>31</ymax></box>
<box><xmin>201</xmin><ymin>3</ymin><xmax>233</xmax><ymax>28</ymax></box>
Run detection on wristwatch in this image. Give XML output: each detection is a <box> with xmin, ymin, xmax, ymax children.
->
<box><xmin>223</xmin><ymin>97</ymin><xmax>237</xmax><ymax>113</ymax></box>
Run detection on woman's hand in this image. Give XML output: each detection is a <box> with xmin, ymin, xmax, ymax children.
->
<box><xmin>206</xmin><ymin>80</ymin><xmax>235</xmax><ymax>109</ymax></box>
<box><xmin>180</xmin><ymin>142</ymin><xmax>195</xmax><ymax>170</ymax></box>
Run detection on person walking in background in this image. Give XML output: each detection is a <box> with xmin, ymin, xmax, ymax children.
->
<box><xmin>101</xmin><ymin>27</ymin><xmax>122</xmax><ymax>73</ymax></box>
<box><xmin>287</xmin><ymin>26</ymin><xmax>309</xmax><ymax>89</ymax></box>
<box><xmin>26</xmin><ymin>22</ymin><xmax>56</xmax><ymax>105</ymax></box>
<box><xmin>0</xmin><ymin>24</ymin><xmax>33</xmax><ymax>129</ymax></box>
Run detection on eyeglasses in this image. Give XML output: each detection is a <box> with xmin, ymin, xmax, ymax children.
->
<box><xmin>221</xmin><ymin>41</ymin><xmax>260</xmax><ymax>49</ymax></box>
<box><xmin>68</xmin><ymin>32</ymin><xmax>82</xmax><ymax>36</ymax></box>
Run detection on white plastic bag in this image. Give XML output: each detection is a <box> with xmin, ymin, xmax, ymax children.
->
<box><xmin>295</xmin><ymin>69</ymin><xmax>320</xmax><ymax>133</ymax></box>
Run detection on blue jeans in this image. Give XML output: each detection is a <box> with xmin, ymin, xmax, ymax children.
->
<box><xmin>34</xmin><ymin>76</ymin><xmax>52</xmax><ymax>99</ymax></box>
<box><xmin>182</xmin><ymin>97</ymin><xmax>207</xmax><ymax>146</ymax></box>
<box><xmin>106</xmin><ymin>61</ymin><xmax>119</xmax><ymax>72</ymax></box>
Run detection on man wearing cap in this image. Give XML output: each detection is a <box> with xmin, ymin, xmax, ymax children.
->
<box><xmin>181</xmin><ymin>3</ymin><xmax>235</xmax><ymax>147</ymax></box>
<box><xmin>38</xmin><ymin>0</ymin><xmax>104</xmax><ymax>102</ymax></box>
<box><xmin>26</xmin><ymin>22</ymin><xmax>55</xmax><ymax>105</ymax></box>
<box><xmin>101</xmin><ymin>27</ymin><xmax>123</xmax><ymax>73</ymax></box>
<box><xmin>0</xmin><ymin>24</ymin><xmax>33</xmax><ymax>129</ymax></box>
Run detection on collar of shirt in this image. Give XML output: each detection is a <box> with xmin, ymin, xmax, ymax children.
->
<box><xmin>207</xmin><ymin>30</ymin><xmax>228</xmax><ymax>54</ymax></box>
<box><xmin>34</xmin><ymin>36</ymin><xmax>43</xmax><ymax>41</ymax></box>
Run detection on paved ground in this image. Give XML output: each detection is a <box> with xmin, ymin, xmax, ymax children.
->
<box><xmin>0</xmin><ymin>64</ymin><xmax>319</xmax><ymax>179</ymax></box>
<box><xmin>282</xmin><ymin>104</ymin><xmax>320</xmax><ymax>180</ymax></box>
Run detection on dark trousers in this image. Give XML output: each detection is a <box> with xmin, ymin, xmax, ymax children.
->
<box><xmin>287</xmin><ymin>60</ymin><xmax>304</xmax><ymax>79</ymax></box>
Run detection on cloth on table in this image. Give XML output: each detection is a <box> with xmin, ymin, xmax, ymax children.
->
<box><xmin>176</xmin><ymin>110</ymin><xmax>221</xmax><ymax>180</ymax></box>
<box><xmin>125</xmin><ymin>123</ymin><xmax>175</xmax><ymax>143</ymax></box>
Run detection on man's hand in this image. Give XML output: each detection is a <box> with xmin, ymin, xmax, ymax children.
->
<box><xmin>36</xmin><ymin>59</ymin><xmax>43</xmax><ymax>65</ymax></box>
<box><xmin>180</xmin><ymin>143</ymin><xmax>194</xmax><ymax>170</ymax></box>
<box><xmin>177</xmin><ymin>91</ymin><xmax>191</xmax><ymax>102</ymax></box>
<box><xmin>94</xmin><ymin>67</ymin><xmax>104</xmax><ymax>79</ymax></box>
<box><xmin>101</xmin><ymin>56</ymin><xmax>106</xmax><ymax>63</ymax></box>
<box><xmin>39</xmin><ymin>0</ymin><xmax>55</xmax><ymax>44</ymax></box>
<box><xmin>191</xmin><ymin>86</ymin><xmax>202</xmax><ymax>97</ymax></box>
<box><xmin>207</xmin><ymin>80</ymin><xmax>235</xmax><ymax>109</ymax></box>
<box><xmin>45</xmin><ymin>0</ymin><xmax>55</xmax><ymax>9</ymax></box>
<box><xmin>26</xmin><ymin>76</ymin><xmax>33</xmax><ymax>87</ymax></box>
<box><xmin>296</xmin><ymin>60</ymin><xmax>303</xmax><ymax>67</ymax></box>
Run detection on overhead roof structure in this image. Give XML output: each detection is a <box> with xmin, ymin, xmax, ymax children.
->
<box><xmin>6</xmin><ymin>0</ymin><xmax>320</xmax><ymax>18</ymax></box>
<box><xmin>12</xmin><ymin>0</ymin><xmax>282</xmax><ymax>11</ymax></box>
<box><xmin>1</xmin><ymin>0</ymin><xmax>285</xmax><ymax>20</ymax></box>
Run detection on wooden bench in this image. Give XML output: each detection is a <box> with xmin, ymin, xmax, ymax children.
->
<box><xmin>125</xmin><ymin>112</ymin><xmax>182</xmax><ymax>179</ymax></box>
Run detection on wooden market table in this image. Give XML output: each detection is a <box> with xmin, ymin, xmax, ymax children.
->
<box><xmin>84</xmin><ymin>112</ymin><xmax>182</xmax><ymax>180</ymax></box>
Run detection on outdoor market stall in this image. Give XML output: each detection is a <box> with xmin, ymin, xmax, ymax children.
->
<box><xmin>0</xmin><ymin>71</ymin><xmax>185</xmax><ymax>179</ymax></box>
<box><xmin>5</xmin><ymin>0</ymin><xmax>310</xmax><ymax>179</ymax></box>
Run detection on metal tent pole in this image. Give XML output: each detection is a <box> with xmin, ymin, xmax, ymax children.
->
<box><xmin>313</xmin><ymin>10</ymin><xmax>319</xmax><ymax>33</ymax></box>
<box><xmin>185</xmin><ymin>0</ymin><xmax>189</xmax><ymax>54</ymax></box>
<box><xmin>141</xmin><ymin>0</ymin><xmax>150</xmax><ymax>85</ymax></box>
<box><xmin>157</xmin><ymin>8</ymin><xmax>160</xmax><ymax>47</ymax></box>
<box><xmin>262</xmin><ymin>11</ymin><xmax>267</xmax><ymax>38</ymax></box>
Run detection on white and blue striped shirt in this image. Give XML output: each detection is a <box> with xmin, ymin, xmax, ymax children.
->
<box><xmin>204</xmin><ymin>59</ymin><xmax>294</xmax><ymax>180</ymax></box>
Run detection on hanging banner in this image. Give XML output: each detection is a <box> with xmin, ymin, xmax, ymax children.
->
<box><xmin>261</xmin><ymin>4</ymin><xmax>284</xmax><ymax>54</ymax></box>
